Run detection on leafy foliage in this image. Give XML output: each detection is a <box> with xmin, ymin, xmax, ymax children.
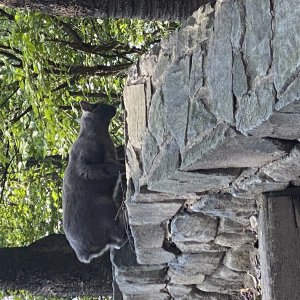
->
<box><xmin>0</xmin><ymin>8</ymin><xmax>178</xmax><ymax>247</ymax></box>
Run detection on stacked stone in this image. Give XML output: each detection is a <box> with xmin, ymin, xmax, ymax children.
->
<box><xmin>114</xmin><ymin>1</ymin><xmax>300</xmax><ymax>299</ymax></box>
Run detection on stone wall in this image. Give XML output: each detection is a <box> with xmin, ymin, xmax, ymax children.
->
<box><xmin>113</xmin><ymin>1</ymin><xmax>300</xmax><ymax>299</ymax></box>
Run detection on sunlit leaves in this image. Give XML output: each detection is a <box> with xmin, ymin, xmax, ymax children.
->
<box><xmin>0</xmin><ymin>8</ymin><xmax>178</xmax><ymax>247</ymax></box>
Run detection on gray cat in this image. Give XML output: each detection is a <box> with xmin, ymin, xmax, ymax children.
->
<box><xmin>63</xmin><ymin>101</ymin><xmax>126</xmax><ymax>263</ymax></box>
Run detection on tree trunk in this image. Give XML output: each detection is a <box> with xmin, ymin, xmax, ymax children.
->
<box><xmin>259</xmin><ymin>189</ymin><xmax>300</xmax><ymax>300</ymax></box>
<box><xmin>0</xmin><ymin>0</ymin><xmax>212</xmax><ymax>20</ymax></box>
<box><xmin>0</xmin><ymin>234</ymin><xmax>113</xmax><ymax>297</ymax></box>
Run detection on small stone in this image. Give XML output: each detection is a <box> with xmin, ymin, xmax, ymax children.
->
<box><xmin>131</xmin><ymin>224</ymin><xmax>166</xmax><ymax>249</ymax></box>
<box><xmin>123</xmin><ymin>293</ymin><xmax>170</xmax><ymax>300</ymax></box>
<box><xmin>223</xmin><ymin>247</ymin><xmax>252</xmax><ymax>272</ymax></box>
<box><xmin>191</xmin><ymin>290</ymin><xmax>239</xmax><ymax>300</ymax></box>
<box><xmin>215</xmin><ymin>232</ymin><xmax>256</xmax><ymax>248</ymax></box>
<box><xmin>167</xmin><ymin>284</ymin><xmax>193</xmax><ymax>298</ymax></box>
<box><xmin>118</xmin><ymin>283</ymin><xmax>167</xmax><ymax>296</ymax></box>
<box><xmin>126</xmin><ymin>200</ymin><xmax>183</xmax><ymax>225</ymax></box>
<box><xmin>169</xmin><ymin>252</ymin><xmax>224</xmax><ymax>284</ymax></box>
<box><xmin>218</xmin><ymin>218</ymin><xmax>245</xmax><ymax>234</ymax></box>
<box><xmin>171</xmin><ymin>212</ymin><xmax>218</xmax><ymax>243</ymax></box>
<box><xmin>212</xmin><ymin>265</ymin><xmax>245</xmax><ymax>282</ymax></box>
<box><xmin>174</xmin><ymin>241</ymin><xmax>227</xmax><ymax>254</ymax></box>
<box><xmin>136</xmin><ymin>247</ymin><xmax>176</xmax><ymax>265</ymax></box>
<box><xmin>197</xmin><ymin>277</ymin><xmax>244</xmax><ymax>294</ymax></box>
<box><xmin>191</xmin><ymin>194</ymin><xmax>256</xmax><ymax>225</ymax></box>
<box><xmin>250</xmin><ymin>216</ymin><xmax>258</xmax><ymax>230</ymax></box>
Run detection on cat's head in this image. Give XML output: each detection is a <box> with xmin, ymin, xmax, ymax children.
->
<box><xmin>79</xmin><ymin>101</ymin><xmax>116</xmax><ymax>131</ymax></box>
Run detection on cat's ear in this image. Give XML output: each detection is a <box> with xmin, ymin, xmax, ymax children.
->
<box><xmin>80</xmin><ymin>101</ymin><xmax>96</xmax><ymax>112</ymax></box>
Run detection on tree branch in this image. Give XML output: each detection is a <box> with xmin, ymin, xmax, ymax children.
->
<box><xmin>57</xmin><ymin>19</ymin><xmax>83</xmax><ymax>44</ymax></box>
<box><xmin>0</xmin><ymin>44</ymin><xmax>22</xmax><ymax>55</ymax></box>
<box><xmin>10</xmin><ymin>105</ymin><xmax>32</xmax><ymax>124</ymax></box>
<box><xmin>68</xmin><ymin>91</ymin><xmax>118</xmax><ymax>99</ymax></box>
<box><xmin>0</xmin><ymin>83</ymin><xmax>19</xmax><ymax>108</ymax></box>
<box><xmin>0</xmin><ymin>8</ymin><xmax>14</xmax><ymax>21</ymax></box>
<box><xmin>0</xmin><ymin>49</ymin><xmax>22</xmax><ymax>65</ymax></box>
<box><xmin>0</xmin><ymin>142</ymin><xmax>15</xmax><ymax>203</ymax></box>
<box><xmin>51</xmin><ymin>75</ymin><xmax>78</xmax><ymax>92</ymax></box>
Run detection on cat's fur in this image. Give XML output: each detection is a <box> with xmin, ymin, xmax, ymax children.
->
<box><xmin>63</xmin><ymin>101</ymin><xmax>126</xmax><ymax>263</ymax></box>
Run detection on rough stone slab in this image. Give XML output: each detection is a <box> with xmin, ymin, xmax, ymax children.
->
<box><xmin>191</xmin><ymin>194</ymin><xmax>256</xmax><ymax>225</ymax></box>
<box><xmin>168</xmin><ymin>268</ymin><xmax>205</xmax><ymax>285</ymax></box>
<box><xmin>174</xmin><ymin>241</ymin><xmax>227</xmax><ymax>254</ymax></box>
<box><xmin>244</xmin><ymin>0</ymin><xmax>272</xmax><ymax>79</ymax></box>
<box><xmin>152</xmin><ymin>51</ymin><xmax>172</xmax><ymax>90</ymax></box>
<box><xmin>171</xmin><ymin>212</ymin><xmax>218</xmax><ymax>243</ymax></box>
<box><xmin>223</xmin><ymin>247</ymin><xmax>252</xmax><ymax>272</ymax></box>
<box><xmin>211</xmin><ymin>265</ymin><xmax>245</xmax><ymax>283</ymax></box>
<box><xmin>138</xmin><ymin>43</ymin><xmax>160</xmax><ymax>78</ymax></box>
<box><xmin>141</xmin><ymin>130</ymin><xmax>159</xmax><ymax>175</ymax></box>
<box><xmin>218</xmin><ymin>218</ymin><xmax>245</xmax><ymax>234</ymax></box>
<box><xmin>262</xmin><ymin>144</ymin><xmax>300</xmax><ymax>182</ymax></box>
<box><xmin>236</xmin><ymin>83</ymin><xmax>275</xmax><ymax>133</ymax></box>
<box><xmin>169</xmin><ymin>252</ymin><xmax>225</xmax><ymax>284</ymax></box>
<box><xmin>182</xmin><ymin>124</ymin><xmax>285</xmax><ymax>170</ymax></box>
<box><xmin>148</xmin><ymin>88</ymin><xmax>167</xmax><ymax>146</ymax></box>
<box><xmin>123</xmin><ymin>293</ymin><xmax>170</xmax><ymax>300</ymax></box>
<box><xmin>278</xmin><ymin>101</ymin><xmax>300</xmax><ymax>114</ymax></box>
<box><xmin>192</xmin><ymin>5</ymin><xmax>215</xmax><ymax>43</ymax></box>
<box><xmin>214</xmin><ymin>232</ymin><xmax>256</xmax><ymax>248</ymax></box>
<box><xmin>124</xmin><ymin>84</ymin><xmax>147</xmax><ymax>150</ymax></box>
<box><xmin>131</xmin><ymin>191</ymin><xmax>185</xmax><ymax>203</ymax></box>
<box><xmin>117</xmin><ymin>282</ymin><xmax>166</xmax><ymax>296</ymax></box>
<box><xmin>232</xmin><ymin>145</ymin><xmax>300</xmax><ymax>197</ymax></box>
<box><xmin>182</xmin><ymin>123</ymin><xmax>232</xmax><ymax>169</ymax></box>
<box><xmin>232</xmin><ymin>52</ymin><xmax>248</xmax><ymax>98</ymax></box>
<box><xmin>248</xmin><ymin>110</ymin><xmax>300</xmax><ymax>140</ymax></box>
<box><xmin>149</xmin><ymin>169</ymin><xmax>238</xmax><ymax>195</ymax></box>
<box><xmin>189</xmin><ymin>49</ymin><xmax>204</xmax><ymax>99</ymax></box>
<box><xmin>148</xmin><ymin>138</ymin><xmax>180</xmax><ymax>184</ymax></box>
<box><xmin>115</xmin><ymin>267</ymin><xmax>167</xmax><ymax>287</ymax></box>
<box><xmin>136</xmin><ymin>247</ymin><xmax>176</xmax><ymax>265</ymax></box>
<box><xmin>207</xmin><ymin>0</ymin><xmax>234</xmax><ymax>124</ymax></box>
<box><xmin>276</xmin><ymin>76</ymin><xmax>300</xmax><ymax>110</ymax></box>
<box><xmin>111</xmin><ymin>243</ymin><xmax>165</xmax><ymax>270</ymax></box>
<box><xmin>176</xmin><ymin>20</ymin><xmax>199</xmax><ymax>57</ymax></box>
<box><xmin>111</xmin><ymin>244</ymin><xmax>168</xmax><ymax>282</ymax></box>
<box><xmin>162</xmin><ymin>57</ymin><xmax>190</xmax><ymax>150</ymax></box>
<box><xmin>197</xmin><ymin>277</ymin><xmax>244</xmax><ymax>294</ymax></box>
<box><xmin>273</xmin><ymin>0</ymin><xmax>300</xmax><ymax>102</ymax></box>
<box><xmin>126</xmin><ymin>141</ymin><xmax>143</xmax><ymax>192</ymax></box>
<box><xmin>230</xmin><ymin>168</ymin><xmax>289</xmax><ymax>198</ymax></box>
<box><xmin>187</xmin><ymin>89</ymin><xmax>218</xmax><ymax>144</ymax></box>
<box><xmin>148</xmin><ymin>138</ymin><xmax>238</xmax><ymax>194</ymax></box>
<box><xmin>131</xmin><ymin>224</ymin><xmax>166</xmax><ymax>249</ymax></box>
<box><xmin>243</xmin><ymin>273</ymin><xmax>258</xmax><ymax>290</ymax></box>
<box><xmin>126</xmin><ymin>201</ymin><xmax>183</xmax><ymax>225</ymax></box>
<box><xmin>167</xmin><ymin>284</ymin><xmax>193</xmax><ymax>298</ymax></box>
<box><xmin>190</xmin><ymin>290</ymin><xmax>239</xmax><ymax>300</ymax></box>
